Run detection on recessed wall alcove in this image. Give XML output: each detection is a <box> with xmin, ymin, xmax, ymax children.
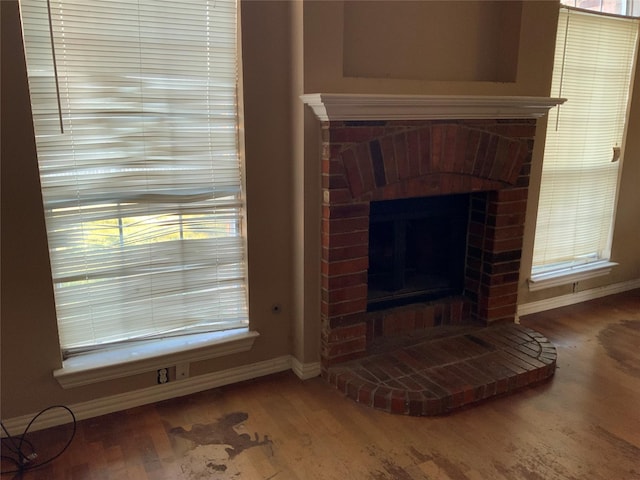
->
<box><xmin>302</xmin><ymin>94</ymin><xmax>564</xmax><ymax>415</ymax></box>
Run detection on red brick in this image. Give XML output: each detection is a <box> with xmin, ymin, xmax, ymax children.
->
<box><xmin>373</xmin><ymin>387</ymin><xmax>392</xmax><ymax>410</ymax></box>
<box><xmin>489</xmin><ymin>138</ymin><xmax>515</xmax><ymax>181</ymax></box>
<box><xmin>487</xmin><ymin>212</ymin><xmax>526</xmax><ymax>228</ymax></box>
<box><xmin>406</xmin><ymin>129</ymin><xmax>421</xmax><ymax>177</ymax></box>
<box><xmin>420</xmin><ymin>306</ymin><xmax>436</xmax><ymax>328</ymax></box>
<box><xmin>327</xmin><ymin>298</ymin><xmax>367</xmax><ymax>317</ymax></box>
<box><xmin>323</xmin><ymin>216</ymin><xmax>369</xmax><ymax>235</ymax></box>
<box><xmin>488</xmin><ymin>199</ymin><xmax>527</xmax><ymax>215</ymax></box>
<box><xmin>356</xmin><ymin>142</ymin><xmax>376</xmax><ymax>194</ymax></box>
<box><xmin>509</xmin><ymin>144</ymin><xmax>531</xmax><ymax>185</ymax></box>
<box><xmin>478</xmin><ymin>293</ymin><xmax>519</xmax><ymax>310</ymax></box>
<box><xmin>407</xmin><ymin>391</ymin><xmax>425</xmax><ymax>416</ymax></box>
<box><xmin>394</xmin><ymin>132</ymin><xmax>410</xmax><ymax>179</ymax></box>
<box><xmin>324</xmin><ymin>202</ymin><xmax>369</xmax><ymax>220</ymax></box>
<box><xmin>450</xmin><ymin>300</ymin><xmax>464</xmax><ymax>324</ymax></box>
<box><xmin>491</xmin><ymin>187</ymin><xmax>528</xmax><ymax>202</ymax></box>
<box><xmin>472</xmin><ymin>131</ymin><xmax>490</xmax><ymax>176</ymax></box>
<box><xmin>326</xmin><ymin>284</ymin><xmax>368</xmax><ymax>305</ymax></box>
<box><xmin>342</xmin><ymin>148</ymin><xmax>364</xmax><ymax>198</ymax></box>
<box><xmin>484</xmin><ymin>259</ymin><xmax>520</xmax><ymax>275</ymax></box>
<box><xmin>418</xmin><ymin>126</ymin><xmax>432</xmax><ymax>175</ymax></box>
<box><xmin>467</xmin><ymin>232</ymin><xmax>484</xmax><ymax>249</ymax></box>
<box><xmin>325</xmin><ymin>157</ymin><xmax>346</xmax><ymax>175</ymax></box>
<box><xmin>484</xmin><ymin>236</ymin><xmax>524</xmax><ymax>253</ymax></box>
<box><xmin>480</xmin><ymin>134</ymin><xmax>499</xmax><ymax>178</ymax></box>
<box><xmin>446</xmin><ymin>125</ymin><xmax>465</xmax><ymax>173</ymax></box>
<box><xmin>479</xmin><ymin>282</ymin><xmax>518</xmax><ymax>298</ymax></box>
<box><xmin>325</xmin><ymin>337</ymin><xmax>367</xmax><ymax>359</ymax></box>
<box><xmin>390</xmin><ymin>389</ymin><xmax>408</xmax><ymax>414</ymax></box>
<box><xmin>502</xmin><ymin>347</ymin><xmax>547</xmax><ymax>370</ymax></box>
<box><xmin>431</xmin><ymin>125</ymin><xmax>447</xmax><ymax>172</ymax></box>
<box><xmin>483</xmin><ymin>303</ymin><xmax>517</xmax><ymax>321</ymax></box>
<box><xmin>329</xmin><ymin>127</ymin><xmax>376</xmax><ymax>144</ymax></box>
<box><xmin>443</xmin><ymin>124</ymin><xmax>458</xmax><ymax>169</ymax></box>
<box><xmin>321</xmin><ymin>157</ymin><xmax>331</xmax><ymax>174</ymax></box>
<box><xmin>502</xmin><ymin>142</ymin><xmax>525</xmax><ymax>183</ymax></box>
<box><xmin>323</xmin><ymin>271</ymin><xmax>368</xmax><ymax>290</ymax></box>
<box><xmin>327</xmin><ymin>143</ymin><xmax>346</xmax><ymax>159</ymax></box>
<box><xmin>346</xmin><ymin>377</ymin><xmax>364</xmax><ymax>400</ymax></box>
<box><xmin>358</xmin><ymin>382</ymin><xmax>376</xmax><ymax>405</ymax></box>
<box><xmin>324</xmin><ymin>171</ymin><xmax>349</xmax><ymax>190</ymax></box>
<box><xmin>327</xmin><ymin>313</ymin><xmax>368</xmax><ymax>330</ymax></box>
<box><xmin>488</xmin><ymin>225</ymin><xmax>525</xmax><ymax>240</ymax></box>
<box><xmin>323</xmin><ymin>188</ymin><xmax>353</xmax><ymax>205</ymax></box>
<box><xmin>322</xmin><ymin>256</ymin><xmax>368</xmax><ymax>276</ymax></box>
<box><xmin>323</xmin><ymin>244</ymin><xmax>369</xmax><ymax>262</ymax></box>
<box><xmin>382</xmin><ymin>309</ymin><xmax>416</xmax><ymax>336</ymax></box>
<box><xmin>380</xmin><ymin>134</ymin><xmax>399</xmax><ymax>184</ymax></box>
<box><xmin>378</xmin><ymin>182</ymin><xmax>404</xmax><ymax>200</ymax></box>
<box><xmin>324</xmin><ymin>354</ymin><xmax>367</xmax><ymax>369</ymax></box>
<box><xmin>463</xmin><ymin>128</ymin><xmax>481</xmax><ymax>175</ymax></box>
<box><xmin>470</xmin><ymin>177</ymin><xmax>504</xmax><ymax>192</ymax></box>
<box><xmin>485</xmin><ymin>123</ymin><xmax>536</xmax><ymax>139</ymax></box>
<box><xmin>322</xmin><ymin>230</ymin><xmax>368</xmax><ymax>249</ymax></box>
<box><xmin>468</xmin><ymin>220</ymin><xmax>487</xmax><ymax>237</ymax></box>
<box><xmin>335</xmin><ymin>372</ymin><xmax>350</xmax><ymax>392</ymax></box>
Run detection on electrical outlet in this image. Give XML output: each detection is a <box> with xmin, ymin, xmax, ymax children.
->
<box><xmin>157</xmin><ymin>368</ymin><xmax>169</xmax><ymax>384</ymax></box>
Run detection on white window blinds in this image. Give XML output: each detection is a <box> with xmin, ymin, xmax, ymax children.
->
<box><xmin>533</xmin><ymin>7</ymin><xmax>638</xmax><ymax>275</ymax></box>
<box><xmin>20</xmin><ymin>0</ymin><xmax>248</xmax><ymax>356</ymax></box>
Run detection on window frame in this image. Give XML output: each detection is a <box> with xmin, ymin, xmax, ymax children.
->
<box><xmin>530</xmin><ymin>5</ymin><xmax>639</xmax><ymax>291</ymax></box>
<box><xmin>19</xmin><ymin>0</ymin><xmax>255</xmax><ymax>383</ymax></box>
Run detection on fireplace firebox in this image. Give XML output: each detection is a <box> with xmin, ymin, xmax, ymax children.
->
<box><xmin>367</xmin><ymin>194</ymin><xmax>469</xmax><ymax>311</ymax></box>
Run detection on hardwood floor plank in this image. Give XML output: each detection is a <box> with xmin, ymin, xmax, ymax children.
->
<box><xmin>4</xmin><ymin>290</ymin><xmax>639</xmax><ymax>480</ymax></box>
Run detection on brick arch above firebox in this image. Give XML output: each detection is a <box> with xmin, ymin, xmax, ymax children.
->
<box><xmin>333</xmin><ymin>123</ymin><xmax>532</xmax><ymax>203</ymax></box>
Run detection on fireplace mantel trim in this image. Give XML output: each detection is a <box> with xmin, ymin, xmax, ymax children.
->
<box><xmin>301</xmin><ymin>93</ymin><xmax>565</xmax><ymax>121</ymax></box>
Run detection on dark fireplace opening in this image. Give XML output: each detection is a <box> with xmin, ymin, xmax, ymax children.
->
<box><xmin>367</xmin><ymin>194</ymin><xmax>470</xmax><ymax>311</ymax></box>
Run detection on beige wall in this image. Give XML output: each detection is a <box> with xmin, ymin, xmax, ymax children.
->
<box><xmin>342</xmin><ymin>1</ymin><xmax>522</xmax><ymax>82</ymax></box>
<box><xmin>2</xmin><ymin>0</ymin><xmax>638</xmax><ymax>420</ymax></box>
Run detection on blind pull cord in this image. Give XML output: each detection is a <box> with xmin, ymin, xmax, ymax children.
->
<box><xmin>555</xmin><ymin>11</ymin><xmax>570</xmax><ymax>132</ymax></box>
<box><xmin>46</xmin><ymin>0</ymin><xmax>64</xmax><ymax>134</ymax></box>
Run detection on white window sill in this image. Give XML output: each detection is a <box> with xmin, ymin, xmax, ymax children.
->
<box><xmin>54</xmin><ymin>328</ymin><xmax>259</xmax><ymax>389</ymax></box>
<box><xmin>528</xmin><ymin>261</ymin><xmax>617</xmax><ymax>292</ymax></box>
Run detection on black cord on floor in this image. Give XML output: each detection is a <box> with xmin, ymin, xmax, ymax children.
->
<box><xmin>0</xmin><ymin>405</ymin><xmax>76</xmax><ymax>477</ymax></box>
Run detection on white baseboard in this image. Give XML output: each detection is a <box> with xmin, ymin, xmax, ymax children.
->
<box><xmin>291</xmin><ymin>356</ymin><xmax>322</xmax><ymax>380</ymax></box>
<box><xmin>2</xmin><ymin>354</ymin><xmax>320</xmax><ymax>436</ymax></box>
<box><xmin>517</xmin><ymin>278</ymin><xmax>640</xmax><ymax>318</ymax></box>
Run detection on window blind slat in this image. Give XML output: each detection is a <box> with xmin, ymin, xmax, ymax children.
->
<box><xmin>20</xmin><ymin>0</ymin><xmax>248</xmax><ymax>354</ymax></box>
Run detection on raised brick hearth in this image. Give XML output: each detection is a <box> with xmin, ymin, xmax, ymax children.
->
<box><xmin>303</xmin><ymin>94</ymin><xmax>563</xmax><ymax>413</ymax></box>
<box><xmin>326</xmin><ymin>323</ymin><xmax>556</xmax><ymax>415</ymax></box>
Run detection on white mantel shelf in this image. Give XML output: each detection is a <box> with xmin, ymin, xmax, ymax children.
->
<box><xmin>301</xmin><ymin>93</ymin><xmax>566</xmax><ymax>121</ymax></box>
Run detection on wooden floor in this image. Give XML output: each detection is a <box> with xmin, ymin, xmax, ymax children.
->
<box><xmin>3</xmin><ymin>290</ymin><xmax>639</xmax><ymax>480</ymax></box>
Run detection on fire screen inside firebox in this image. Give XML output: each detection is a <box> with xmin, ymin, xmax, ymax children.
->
<box><xmin>367</xmin><ymin>194</ymin><xmax>469</xmax><ymax>311</ymax></box>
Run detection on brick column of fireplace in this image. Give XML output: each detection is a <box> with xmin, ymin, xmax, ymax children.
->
<box><xmin>303</xmin><ymin>94</ymin><xmax>562</xmax><ymax>370</ymax></box>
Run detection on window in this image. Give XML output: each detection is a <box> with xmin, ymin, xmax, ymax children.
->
<box><xmin>20</xmin><ymin>0</ymin><xmax>248</xmax><ymax>357</ymax></box>
<box><xmin>562</xmin><ymin>0</ymin><xmax>640</xmax><ymax>16</ymax></box>
<box><xmin>531</xmin><ymin>6</ymin><xmax>639</xmax><ymax>288</ymax></box>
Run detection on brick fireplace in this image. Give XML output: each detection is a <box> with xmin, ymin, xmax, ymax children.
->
<box><xmin>302</xmin><ymin>94</ymin><xmax>564</xmax><ymax>372</ymax></box>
